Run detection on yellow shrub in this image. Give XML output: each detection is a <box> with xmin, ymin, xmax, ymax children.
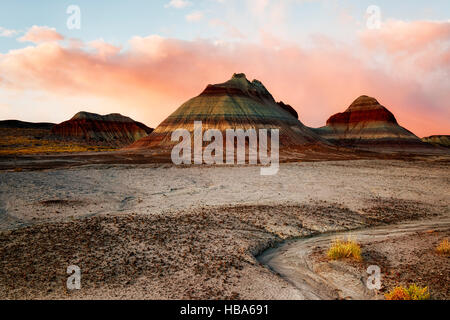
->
<box><xmin>385</xmin><ymin>287</ymin><xmax>410</xmax><ymax>300</ymax></box>
<box><xmin>327</xmin><ymin>238</ymin><xmax>362</xmax><ymax>261</ymax></box>
<box><xmin>385</xmin><ymin>284</ymin><xmax>430</xmax><ymax>300</ymax></box>
<box><xmin>407</xmin><ymin>284</ymin><xmax>431</xmax><ymax>300</ymax></box>
<box><xmin>436</xmin><ymin>239</ymin><xmax>450</xmax><ymax>255</ymax></box>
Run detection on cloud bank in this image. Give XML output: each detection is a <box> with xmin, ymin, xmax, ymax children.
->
<box><xmin>0</xmin><ymin>21</ymin><xmax>449</xmax><ymax>137</ymax></box>
<box><xmin>18</xmin><ymin>25</ymin><xmax>64</xmax><ymax>44</ymax></box>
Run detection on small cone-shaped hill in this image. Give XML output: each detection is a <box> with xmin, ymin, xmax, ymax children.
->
<box><xmin>52</xmin><ymin>111</ymin><xmax>153</xmax><ymax>147</ymax></box>
<box><xmin>127</xmin><ymin>73</ymin><xmax>326</xmax><ymax>150</ymax></box>
<box><xmin>314</xmin><ymin>95</ymin><xmax>433</xmax><ymax>151</ymax></box>
<box><xmin>422</xmin><ymin>135</ymin><xmax>450</xmax><ymax>148</ymax></box>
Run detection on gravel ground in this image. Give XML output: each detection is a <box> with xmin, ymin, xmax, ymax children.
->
<box><xmin>0</xmin><ymin>159</ymin><xmax>448</xmax><ymax>299</ymax></box>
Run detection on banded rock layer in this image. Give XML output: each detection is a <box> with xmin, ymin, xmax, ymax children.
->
<box><xmin>422</xmin><ymin>135</ymin><xmax>450</xmax><ymax>148</ymax></box>
<box><xmin>128</xmin><ymin>73</ymin><xmax>326</xmax><ymax>150</ymax></box>
<box><xmin>313</xmin><ymin>95</ymin><xmax>432</xmax><ymax>151</ymax></box>
<box><xmin>52</xmin><ymin>112</ymin><xmax>153</xmax><ymax>147</ymax></box>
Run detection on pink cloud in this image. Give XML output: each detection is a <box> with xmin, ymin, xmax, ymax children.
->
<box><xmin>18</xmin><ymin>25</ymin><xmax>64</xmax><ymax>44</ymax></box>
<box><xmin>360</xmin><ymin>20</ymin><xmax>450</xmax><ymax>54</ymax></box>
<box><xmin>209</xmin><ymin>19</ymin><xmax>246</xmax><ymax>39</ymax></box>
<box><xmin>88</xmin><ymin>39</ymin><xmax>122</xmax><ymax>59</ymax></box>
<box><xmin>0</xmin><ymin>26</ymin><xmax>18</xmax><ymax>37</ymax></box>
<box><xmin>0</xmin><ymin>21</ymin><xmax>449</xmax><ymax>137</ymax></box>
<box><xmin>164</xmin><ymin>0</ymin><xmax>192</xmax><ymax>9</ymax></box>
<box><xmin>359</xmin><ymin>20</ymin><xmax>450</xmax><ymax>84</ymax></box>
<box><xmin>185</xmin><ymin>11</ymin><xmax>204</xmax><ymax>22</ymax></box>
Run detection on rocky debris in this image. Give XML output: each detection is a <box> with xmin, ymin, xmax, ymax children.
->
<box><xmin>362</xmin><ymin>230</ymin><xmax>450</xmax><ymax>300</ymax></box>
<box><xmin>0</xmin><ymin>199</ymin><xmax>440</xmax><ymax>300</ymax></box>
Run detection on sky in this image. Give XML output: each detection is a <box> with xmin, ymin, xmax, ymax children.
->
<box><xmin>0</xmin><ymin>0</ymin><xmax>449</xmax><ymax>137</ymax></box>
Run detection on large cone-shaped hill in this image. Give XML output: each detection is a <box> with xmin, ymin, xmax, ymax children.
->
<box><xmin>313</xmin><ymin>95</ymin><xmax>433</xmax><ymax>151</ymax></box>
<box><xmin>52</xmin><ymin>111</ymin><xmax>153</xmax><ymax>147</ymax></box>
<box><xmin>127</xmin><ymin>73</ymin><xmax>326</xmax><ymax>150</ymax></box>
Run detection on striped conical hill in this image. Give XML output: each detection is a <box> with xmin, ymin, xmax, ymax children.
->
<box><xmin>127</xmin><ymin>73</ymin><xmax>327</xmax><ymax>150</ymax></box>
<box><xmin>52</xmin><ymin>111</ymin><xmax>153</xmax><ymax>147</ymax></box>
<box><xmin>313</xmin><ymin>95</ymin><xmax>434</xmax><ymax>151</ymax></box>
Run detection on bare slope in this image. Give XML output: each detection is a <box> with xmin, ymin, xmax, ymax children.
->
<box><xmin>127</xmin><ymin>73</ymin><xmax>328</xmax><ymax>150</ymax></box>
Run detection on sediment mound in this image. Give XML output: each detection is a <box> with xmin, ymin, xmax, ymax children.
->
<box><xmin>51</xmin><ymin>111</ymin><xmax>153</xmax><ymax>147</ymax></box>
<box><xmin>127</xmin><ymin>73</ymin><xmax>327</xmax><ymax>150</ymax></box>
<box><xmin>422</xmin><ymin>135</ymin><xmax>450</xmax><ymax>148</ymax></box>
<box><xmin>314</xmin><ymin>95</ymin><xmax>435</xmax><ymax>152</ymax></box>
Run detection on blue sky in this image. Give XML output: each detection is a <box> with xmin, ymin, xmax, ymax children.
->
<box><xmin>1</xmin><ymin>0</ymin><xmax>449</xmax><ymax>53</ymax></box>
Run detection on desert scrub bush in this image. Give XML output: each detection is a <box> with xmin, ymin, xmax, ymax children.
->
<box><xmin>436</xmin><ymin>239</ymin><xmax>450</xmax><ymax>255</ymax></box>
<box><xmin>327</xmin><ymin>238</ymin><xmax>362</xmax><ymax>261</ymax></box>
<box><xmin>384</xmin><ymin>287</ymin><xmax>410</xmax><ymax>300</ymax></box>
<box><xmin>385</xmin><ymin>284</ymin><xmax>430</xmax><ymax>300</ymax></box>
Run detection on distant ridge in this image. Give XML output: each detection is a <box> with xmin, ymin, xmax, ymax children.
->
<box><xmin>422</xmin><ymin>135</ymin><xmax>450</xmax><ymax>148</ymax></box>
<box><xmin>0</xmin><ymin>120</ymin><xmax>55</xmax><ymax>130</ymax></box>
<box><xmin>70</xmin><ymin>111</ymin><xmax>137</xmax><ymax>123</ymax></box>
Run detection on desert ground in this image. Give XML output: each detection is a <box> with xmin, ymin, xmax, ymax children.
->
<box><xmin>0</xmin><ymin>126</ymin><xmax>118</xmax><ymax>156</ymax></box>
<box><xmin>0</xmin><ymin>158</ymin><xmax>449</xmax><ymax>299</ymax></box>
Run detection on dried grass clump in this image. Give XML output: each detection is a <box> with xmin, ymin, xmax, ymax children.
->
<box><xmin>327</xmin><ymin>238</ymin><xmax>362</xmax><ymax>261</ymax></box>
<box><xmin>436</xmin><ymin>239</ymin><xmax>450</xmax><ymax>255</ymax></box>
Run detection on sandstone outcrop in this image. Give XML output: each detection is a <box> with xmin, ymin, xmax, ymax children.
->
<box><xmin>422</xmin><ymin>135</ymin><xmax>450</xmax><ymax>148</ymax></box>
<box><xmin>313</xmin><ymin>95</ymin><xmax>433</xmax><ymax>151</ymax></box>
<box><xmin>51</xmin><ymin>111</ymin><xmax>153</xmax><ymax>146</ymax></box>
<box><xmin>127</xmin><ymin>73</ymin><xmax>326</xmax><ymax>150</ymax></box>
